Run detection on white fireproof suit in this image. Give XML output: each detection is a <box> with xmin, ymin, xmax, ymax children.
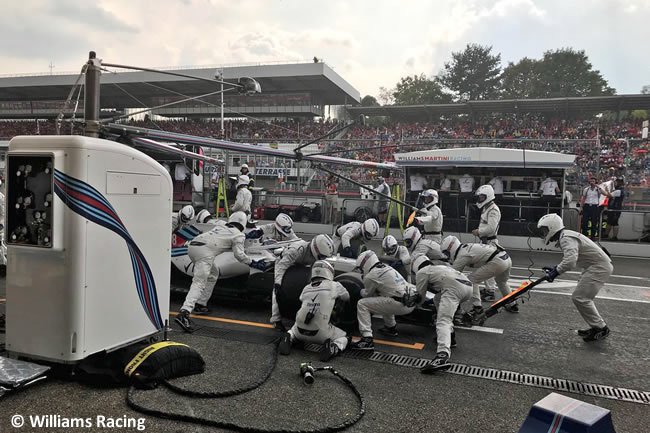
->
<box><xmin>416</xmin><ymin>204</ymin><xmax>443</xmax><ymax>244</ymax></box>
<box><xmin>555</xmin><ymin>230</ymin><xmax>613</xmax><ymax>328</ymax></box>
<box><xmin>357</xmin><ymin>264</ymin><xmax>416</xmax><ymax>338</ymax></box>
<box><xmin>449</xmin><ymin>243</ymin><xmax>512</xmax><ymax>308</ymax></box>
<box><xmin>288</xmin><ymin>280</ymin><xmax>350</xmax><ymax>351</ymax></box>
<box><xmin>477</xmin><ymin>201</ymin><xmax>501</xmax><ymax>293</ymax></box>
<box><xmin>256</xmin><ymin>222</ymin><xmax>298</xmax><ymax>241</ymax></box>
<box><xmin>272</xmin><ymin>240</ymin><xmax>317</xmax><ymax>323</ymax></box>
<box><xmin>332</xmin><ymin>221</ymin><xmax>363</xmax><ymax>252</ymax></box>
<box><xmin>232</xmin><ymin>187</ymin><xmax>252</xmax><ymax>215</ymax></box>
<box><xmin>411</xmin><ymin>238</ymin><xmax>447</xmax><ymax>263</ymax></box>
<box><xmin>415</xmin><ymin>265</ymin><xmax>473</xmax><ymax>356</ymax></box>
<box><xmin>181</xmin><ymin>224</ymin><xmax>253</xmax><ymax>312</ymax></box>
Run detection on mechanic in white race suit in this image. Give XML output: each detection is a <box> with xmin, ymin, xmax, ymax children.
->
<box><xmin>471</xmin><ymin>184</ymin><xmax>501</xmax><ymax>301</ymax></box>
<box><xmin>271</xmin><ymin>234</ymin><xmax>336</xmax><ymax>331</ymax></box>
<box><xmin>175</xmin><ymin>212</ymin><xmax>266</xmax><ymax>333</ymax></box>
<box><xmin>245</xmin><ymin>213</ymin><xmax>298</xmax><ymax>242</ymax></box>
<box><xmin>537</xmin><ymin>214</ymin><xmax>612</xmax><ymax>342</ymax></box>
<box><xmin>413</xmin><ymin>189</ymin><xmax>443</xmax><ymax>243</ymax></box>
<box><xmin>232</xmin><ymin>174</ymin><xmax>252</xmax><ymax>218</ymax></box>
<box><xmin>352</xmin><ymin>251</ymin><xmax>419</xmax><ymax>351</ymax></box>
<box><xmin>381</xmin><ymin>234</ymin><xmax>411</xmax><ymax>281</ymax></box>
<box><xmin>172</xmin><ymin>205</ymin><xmax>195</xmax><ymax>232</ymax></box>
<box><xmin>332</xmin><ymin>218</ymin><xmax>379</xmax><ymax>258</ymax></box>
<box><xmin>402</xmin><ymin>226</ymin><xmax>447</xmax><ymax>266</ymax></box>
<box><xmin>412</xmin><ymin>256</ymin><xmax>473</xmax><ymax>373</ymax></box>
<box><xmin>279</xmin><ymin>261</ymin><xmax>351</xmax><ymax>362</ymax></box>
<box><xmin>441</xmin><ymin>236</ymin><xmax>518</xmax><ymax>323</ymax></box>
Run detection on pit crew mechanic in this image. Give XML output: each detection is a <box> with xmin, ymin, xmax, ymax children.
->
<box><xmin>352</xmin><ymin>251</ymin><xmax>419</xmax><ymax>351</ymax></box>
<box><xmin>175</xmin><ymin>212</ymin><xmax>266</xmax><ymax>333</ymax></box>
<box><xmin>271</xmin><ymin>234</ymin><xmax>336</xmax><ymax>331</ymax></box>
<box><xmin>332</xmin><ymin>218</ymin><xmax>379</xmax><ymax>258</ymax></box>
<box><xmin>279</xmin><ymin>260</ymin><xmax>351</xmax><ymax>362</ymax></box>
<box><xmin>537</xmin><ymin>213</ymin><xmax>612</xmax><ymax>342</ymax></box>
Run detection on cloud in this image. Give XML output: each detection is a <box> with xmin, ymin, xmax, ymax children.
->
<box><xmin>48</xmin><ymin>1</ymin><xmax>138</xmax><ymax>33</ymax></box>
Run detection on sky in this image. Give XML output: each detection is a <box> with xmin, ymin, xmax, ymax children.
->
<box><xmin>2</xmin><ymin>0</ymin><xmax>649</xmax><ymax>99</ymax></box>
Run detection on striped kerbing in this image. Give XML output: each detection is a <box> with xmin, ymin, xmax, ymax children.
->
<box><xmin>53</xmin><ymin>169</ymin><xmax>164</xmax><ymax>330</ymax></box>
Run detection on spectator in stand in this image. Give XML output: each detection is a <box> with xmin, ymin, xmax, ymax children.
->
<box><xmin>580</xmin><ymin>177</ymin><xmax>607</xmax><ymax>240</ymax></box>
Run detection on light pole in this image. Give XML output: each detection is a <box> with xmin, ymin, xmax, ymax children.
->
<box><xmin>218</xmin><ymin>68</ymin><xmax>225</xmax><ymax>138</ymax></box>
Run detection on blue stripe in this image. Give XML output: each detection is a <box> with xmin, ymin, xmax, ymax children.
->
<box><xmin>54</xmin><ymin>171</ymin><xmax>164</xmax><ymax>330</ymax></box>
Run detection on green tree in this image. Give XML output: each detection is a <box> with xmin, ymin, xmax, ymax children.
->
<box><xmin>361</xmin><ymin>95</ymin><xmax>380</xmax><ymax>106</ymax></box>
<box><xmin>439</xmin><ymin>44</ymin><xmax>502</xmax><ymax>101</ymax></box>
<box><xmin>536</xmin><ymin>48</ymin><xmax>615</xmax><ymax>97</ymax></box>
<box><xmin>641</xmin><ymin>85</ymin><xmax>650</xmax><ymax>95</ymax></box>
<box><xmin>502</xmin><ymin>57</ymin><xmax>543</xmax><ymax>99</ymax></box>
<box><xmin>378</xmin><ymin>86</ymin><xmax>395</xmax><ymax>105</ymax></box>
<box><xmin>391</xmin><ymin>74</ymin><xmax>452</xmax><ymax>105</ymax></box>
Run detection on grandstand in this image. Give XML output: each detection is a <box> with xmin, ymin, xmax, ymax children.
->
<box><xmin>0</xmin><ymin>61</ymin><xmax>360</xmax><ymax>119</ymax></box>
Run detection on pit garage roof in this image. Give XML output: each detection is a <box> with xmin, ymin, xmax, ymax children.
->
<box><xmin>394</xmin><ymin>147</ymin><xmax>576</xmax><ymax>169</ymax></box>
<box><xmin>348</xmin><ymin>94</ymin><xmax>650</xmax><ymax>117</ymax></box>
<box><xmin>0</xmin><ymin>62</ymin><xmax>360</xmax><ymax>109</ymax></box>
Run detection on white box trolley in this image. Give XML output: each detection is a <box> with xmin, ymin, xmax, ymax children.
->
<box><xmin>5</xmin><ymin>136</ymin><xmax>172</xmax><ymax>363</ymax></box>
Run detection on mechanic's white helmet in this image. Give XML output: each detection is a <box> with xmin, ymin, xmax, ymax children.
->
<box><xmin>356</xmin><ymin>250</ymin><xmax>379</xmax><ymax>275</ymax></box>
<box><xmin>537</xmin><ymin>213</ymin><xmax>564</xmax><ymax>245</ymax></box>
<box><xmin>440</xmin><ymin>235</ymin><xmax>461</xmax><ymax>262</ymax></box>
<box><xmin>241</xmin><ymin>163</ymin><xmax>249</xmax><ymax>171</ymax></box>
<box><xmin>310</xmin><ymin>234</ymin><xmax>335</xmax><ymax>260</ymax></box>
<box><xmin>475</xmin><ymin>184</ymin><xmax>495</xmax><ymax>209</ymax></box>
<box><xmin>376</xmin><ymin>176</ymin><xmax>385</xmax><ymax>184</ymax></box>
<box><xmin>361</xmin><ymin>218</ymin><xmax>379</xmax><ymax>241</ymax></box>
<box><xmin>382</xmin><ymin>235</ymin><xmax>399</xmax><ymax>256</ymax></box>
<box><xmin>227</xmin><ymin>211</ymin><xmax>248</xmax><ymax>231</ymax></box>
<box><xmin>275</xmin><ymin>213</ymin><xmax>294</xmax><ymax>237</ymax></box>
<box><xmin>196</xmin><ymin>209</ymin><xmax>213</xmax><ymax>224</ymax></box>
<box><xmin>402</xmin><ymin>226</ymin><xmax>422</xmax><ymax>250</ymax></box>
<box><xmin>237</xmin><ymin>174</ymin><xmax>250</xmax><ymax>187</ymax></box>
<box><xmin>421</xmin><ymin>189</ymin><xmax>439</xmax><ymax>206</ymax></box>
<box><xmin>410</xmin><ymin>255</ymin><xmax>432</xmax><ymax>275</ymax></box>
<box><xmin>311</xmin><ymin>260</ymin><xmax>335</xmax><ymax>281</ymax></box>
<box><xmin>178</xmin><ymin>205</ymin><xmax>195</xmax><ymax>225</ymax></box>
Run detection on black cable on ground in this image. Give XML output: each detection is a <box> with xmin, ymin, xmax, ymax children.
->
<box><xmin>525</xmin><ymin>223</ymin><xmax>536</xmax><ymax>282</ymax></box>
<box><xmin>163</xmin><ymin>339</ymin><xmax>279</xmax><ymax>398</ymax></box>
<box><xmin>125</xmin><ymin>342</ymin><xmax>365</xmax><ymax>433</ymax></box>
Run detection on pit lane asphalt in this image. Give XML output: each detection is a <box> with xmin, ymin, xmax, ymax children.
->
<box><xmin>1</xmin><ymin>250</ymin><xmax>649</xmax><ymax>433</ymax></box>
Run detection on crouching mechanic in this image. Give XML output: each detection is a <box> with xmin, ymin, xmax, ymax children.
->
<box><xmin>413</xmin><ymin>189</ymin><xmax>443</xmax><ymax>243</ymax></box>
<box><xmin>332</xmin><ymin>218</ymin><xmax>379</xmax><ymax>258</ymax></box>
<box><xmin>172</xmin><ymin>205</ymin><xmax>195</xmax><ymax>232</ymax></box>
<box><xmin>246</xmin><ymin>213</ymin><xmax>298</xmax><ymax>242</ymax></box>
<box><xmin>440</xmin><ymin>236</ymin><xmax>518</xmax><ymax>322</ymax></box>
<box><xmin>403</xmin><ymin>226</ymin><xmax>447</xmax><ymax>265</ymax></box>
<box><xmin>279</xmin><ymin>261</ymin><xmax>351</xmax><ymax>361</ymax></box>
<box><xmin>352</xmin><ymin>251</ymin><xmax>419</xmax><ymax>350</ymax></box>
<box><xmin>537</xmin><ymin>214</ymin><xmax>612</xmax><ymax>341</ymax></box>
<box><xmin>272</xmin><ymin>234</ymin><xmax>336</xmax><ymax>331</ymax></box>
<box><xmin>381</xmin><ymin>235</ymin><xmax>411</xmax><ymax>280</ymax></box>
<box><xmin>412</xmin><ymin>256</ymin><xmax>472</xmax><ymax>373</ymax></box>
<box><xmin>175</xmin><ymin>212</ymin><xmax>266</xmax><ymax>332</ymax></box>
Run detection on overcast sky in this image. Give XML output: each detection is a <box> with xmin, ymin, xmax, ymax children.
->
<box><xmin>2</xmin><ymin>0</ymin><xmax>649</xmax><ymax>98</ymax></box>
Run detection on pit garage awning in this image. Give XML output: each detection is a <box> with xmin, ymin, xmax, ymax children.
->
<box><xmin>394</xmin><ymin>147</ymin><xmax>576</xmax><ymax>169</ymax></box>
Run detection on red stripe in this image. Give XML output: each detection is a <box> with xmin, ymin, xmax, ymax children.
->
<box><xmin>135</xmin><ymin>253</ymin><xmax>155</xmax><ymax>319</ymax></box>
<box><xmin>549</xmin><ymin>399</ymin><xmax>583</xmax><ymax>433</ymax></box>
<box><xmin>55</xmin><ymin>179</ymin><xmax>123</xmax><ymax>225</ymax></box>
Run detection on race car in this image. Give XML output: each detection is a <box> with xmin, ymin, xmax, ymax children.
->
<box><xmin>170</xmin><ymin>220</ymin><xmax>435</xmax><ymax>332</ymax></box>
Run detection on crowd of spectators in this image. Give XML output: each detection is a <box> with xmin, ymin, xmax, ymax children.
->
<box><xmin>0</xmin><ymin>117</ymin><xmax>647</xmax><ymax>188</ymax></box>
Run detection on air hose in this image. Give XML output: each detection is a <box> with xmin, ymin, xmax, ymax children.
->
<box><xmin>126</xmin><ymin>340</ymin><xmax>365</xmax><ymax>433</ymax></box>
